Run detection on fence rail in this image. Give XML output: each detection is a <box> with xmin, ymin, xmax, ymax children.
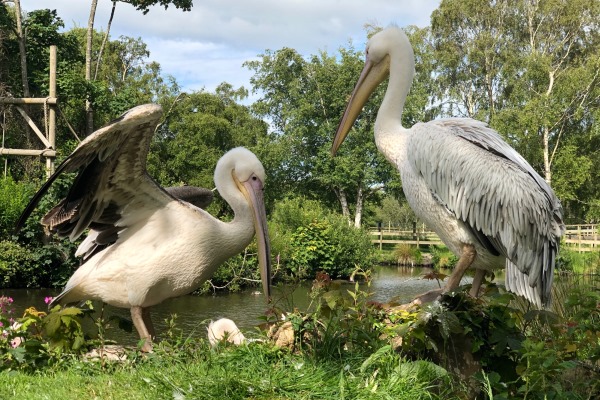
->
<box><xmin>369</xmin><ymin>224</ymin><xmax>599</xmax><ymax>252</ymax></box>
<box><xmin>563</xmin><ymin>224</ymin><xmax>599</xmax><ymax>252</ymax></box>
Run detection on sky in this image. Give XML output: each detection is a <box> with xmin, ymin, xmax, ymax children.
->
<box><xmin>20</xmin><ymin>0</ymin><xmax>440</xmax><ymax>97</ymax></box>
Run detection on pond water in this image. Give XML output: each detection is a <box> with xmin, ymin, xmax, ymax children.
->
<box><xmin>0</xmin><ymin>266</ymin><xmax>475</xmax><ymax>346</ymax></box>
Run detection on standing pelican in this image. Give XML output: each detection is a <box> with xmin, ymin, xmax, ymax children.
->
<box><xmin>16</xmin><ymin>104</ymin><xmax>271</xmax><ymax>351</ymax></box>
<box><xmin>332</xmin><ymin>26</ymin><xmax>564</xmax><ymax>307</ymax></box>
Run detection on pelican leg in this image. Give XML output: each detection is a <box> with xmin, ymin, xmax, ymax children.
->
<box><xmin>402</xmin><ymin>244</ymin><xmax>477</xmax><ymax>308</ymax></box>
<box><xmin>131</xmin><ymin>306</ymin><xmax>153</xmax><ymax>352</ymax></box>
<box><xmin>469</xmin><ymin>268</ymin><xmax>486</xmax><ymax>298</ymax></box>
<box><xmin>442</xmin><ymin>243</ymin><xmax>476</xmax><ymax>294</ymax></box>
<box><xmin>141</xmin><ymin>308</ymin><xmax>156</xmax><ymax>339</ymax></box>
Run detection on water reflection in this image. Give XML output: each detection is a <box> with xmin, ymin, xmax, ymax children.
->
<box><xmin>0</xmin><ymin>266</ymin><xmax>472</xmax><ymax>345</ymax></box>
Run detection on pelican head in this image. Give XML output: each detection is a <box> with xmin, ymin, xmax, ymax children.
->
<box><xmin>215</xmin><ymin>147</ymin><xmax>272</xmax><ymax>298</ymax></box>
<box><xmin>332</xmin><ymin>26</ymin><xmax>414</xmax><ymax>155</ymax></box>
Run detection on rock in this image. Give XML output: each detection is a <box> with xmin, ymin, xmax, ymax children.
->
<box><xmin>83</xmin><ymin>345</ymin><xmax>128</xmax><ymax>362</ymax></box>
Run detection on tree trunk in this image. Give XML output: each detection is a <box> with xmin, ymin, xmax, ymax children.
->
<box><xmin>13</xmin><ymin>0</ymin><xmax>29</xmax><ymax>99</ymax></box>
<box><xmin>353</xmin><ymin>186</ymin><xmax>363</xmax><ymax>228</ymax></box>
<box><xmin>543</xmin><ymin>124</ymin><xmax>551</xmax><ymax>184</ymax></box>
<box><xmin>94</xmin><ymin>1</ymin><xmax>117</xmax><ymax>81</ymax></box>
<box><xmin>335</xmin><ymin>187</ymin><xmax>351</xmax><ymax>225</ymax></box>
<box><xmin>85</xmin><ymin>0</ymin><xmax>98</xmax><ymax>136</ymax></box>
<box><xmin>542</xmin><ymin>70</ymin><xmax>555</xmax><ymax>185</ymax></box>
<box><xmin>13</xmin><ymin>0</ymin><xmax>32</xmax><ymax>147</ymax></box>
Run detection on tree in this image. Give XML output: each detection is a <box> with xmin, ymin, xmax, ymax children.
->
<box><xmin>82</xmin><ymin>0</ymin><xmax>193</xmax><ymax>134</ymax></box>
<box><xmin>431</xmin><ymin>0</ymin><xmax>600</xmax><ymax>222</ymax></box>
<box><xmin>84</xmin><ymin>0</ymin><xmax>98</xmax><ymax>135</ymax></box>
<box><xmin>0</xmin><ymin>6</ymin><xmax>83</xmax><ymax>179</ymax></box>
<box><xmin>147</xmin><ymin>89</ymin><xmax>271</xmax><ymax>214</ymax></box>
<box><xmin>11</xmin><ymin>0</ymin><xmax>29</xmax><ymax>99</ymax></box>
<box><xmin>431</xmin><ymin>0</ymin><xmax>516</xmax><ymax>120</ymax></box>
<box><xmin>245</xmin><ymin>44</ymin><xmax>386</xmax><ymax>227</ymax></box>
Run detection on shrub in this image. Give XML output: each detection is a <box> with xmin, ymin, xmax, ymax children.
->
<box><xmin>270</xmin><ymin>197</ymin><xmax>375</xmax><ymax>281</ymax></box>
<box><xmin>286</xmin><ymin>218</ymin><xmax>375</xmax><ymax>280</ymax></box>
<box><xmin>430</xmin><ymin>246</ymin><xmax>458</xmax><ymax>269</ymax></box>
<box><xmin>393</xmin><ymin>243</ymin><xmax>423</xmax><ymax>266</ymax></box>
<box><xmin>0</xmin><ymin>176</ymin><xmax>36</xmax><ymax>239</ymax></box>
<box><xmin>0</xmin><ymin>241</ymin><xmax>75</xmax><ymax>288</ymax></box>
<box><xmin>288</xmin><ymin>221</ymin><xmax>335</xmax><ymax>279</ymax></box>
<box><xmin>269</xmin><ymin>196</ymin><xmax>329</xmax><ymax>270</ymax></box>
<box><xmin>325</xmin><ymin>215</ymin><xmax>376</xmax><ymax>276</ymax></box>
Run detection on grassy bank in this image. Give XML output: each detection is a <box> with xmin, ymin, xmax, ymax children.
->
<box><xmin>1</xmin><ymin>340</ymin><xmax>453</xmax><ymax>399</ymax></box>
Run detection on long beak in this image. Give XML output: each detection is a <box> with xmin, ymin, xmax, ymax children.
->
<box><xmin>242</xmin><ymin>175</ymin><xmax>272</xmax><ymax>300</ymax></box>
<box><xmin>331</xmin><ymin>54</ymin><xmax>390</xmax><ymax>155</ymax></box>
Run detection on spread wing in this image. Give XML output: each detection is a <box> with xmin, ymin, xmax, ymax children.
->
<box><xmin>16</xmin><ymin>104</ymin><xmax>191</xmax><ymax>258</ymax></box>
<box><xmin>74</xmin><ymin>186</ymin><xmax>213</xmax><ymax>260</ymax></box>
<box><xmin>409</xmin><ymin>118</ymin><xmax>564</xmax><ymax>306</ymax></box>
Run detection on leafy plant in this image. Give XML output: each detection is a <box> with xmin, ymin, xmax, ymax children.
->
<box><xmin>393</xmin><ymin>243</ymin><xmax>423</xmax><ymax>266</ymax></box>
<box><xmin>557</xmin><ymin>248</ymin><xmax>600</xmax><ymax>274</ymax></box>
<box><xmin>0</xmin><ymin>240</ymin><xmax>75</xmax><ymax>288</ymax></box>
<box><xmin>430</xmin><ymin>246</ymin><xmax>458</xmax><ymax>269</ymax></box>
<box><xmin>0</xmin><ymin>176</ymin><xmax>36</xmax><ymax>238</ymax></box>
<box><xmin>270</xmin><ymin>196</ymin><xmax>375</xmax><ymax>281</ymax></box>
<box><xmin>1</xmin><ymin>299</ymin><xmax>47</xmax><ymax>371</ymax></box>
<box><xmin>384</xmin><ymin>290</ymin><xmax>525</xmax><ymax>394</ymax></box>
<box><xmin>41</xmin><ymin>305</ymin><xmax>88</xmax><ymax>352</ymax></box>
<box><xmin>288</xmin><ymin>221</ymin><xmax>337</xmax><ymax>279</ymax></box>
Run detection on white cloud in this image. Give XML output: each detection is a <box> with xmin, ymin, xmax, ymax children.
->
<box><xmin>20</xmin><ymin>0</ymin><xmax>439</xmax><ymax>93</ymax></box>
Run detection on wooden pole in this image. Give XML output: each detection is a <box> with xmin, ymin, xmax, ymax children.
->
<box><xmin>0</xmin><ymin>148</ymin><xmax>56</xmax><ymax>156</ymax></box>
<box><xmin>46</xmin><ymin>45</ymin><xmax>57</xmax><ymax>177</ymax></box>
<box><xmin>14</xmin><ymin>106</ymin><xmax>52</xmax><ymax>147</ymax></box>
<box><xmin>0</xmin><ymin>97</ymin><xmax>58</xmax><ymax>105</ymax></box>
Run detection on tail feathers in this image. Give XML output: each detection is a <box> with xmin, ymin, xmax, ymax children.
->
<box><xmin>505</xmin><ymin>261</ymin><xmax>550</xmax><ymax>308</ymax></box>
<box><xmin>48</xmin><ymin>287</ymin><xmax>76</xmax><ymax>310</ymax></box>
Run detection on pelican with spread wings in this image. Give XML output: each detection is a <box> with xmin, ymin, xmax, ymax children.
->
<box><xmin>17</xmin><ymin>104</ymin><xmax>271</xmax><ymax>351</ymax></box>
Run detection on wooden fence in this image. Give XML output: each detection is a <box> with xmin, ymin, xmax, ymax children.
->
<box><xmin>563</xmin><ymin>224</ymin><xmax>599</xmax><ymax>252</ymax></box>
<box><xmin>369</xmin><ymin>224</ymin><xmax>599</xmax><ymax>252</ymax></box>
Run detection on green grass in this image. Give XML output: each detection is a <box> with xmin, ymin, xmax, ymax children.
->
<box><xmin>1</xmin><ymin>341</ymin><xmax>455</xmax><ymax>400</ymax></box>
<box><xmin>557</xmin><ymin>249</ymin><xmax>600</xmax><ymax>274</ymax></box>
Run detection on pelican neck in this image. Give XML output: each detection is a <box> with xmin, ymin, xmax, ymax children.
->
<box><xmin>374</xmin><ymin>38</ymin><xmax>414</xmax><ymax>135</ymax></box>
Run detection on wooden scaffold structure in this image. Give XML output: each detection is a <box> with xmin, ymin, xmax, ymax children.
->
<box><xmin>0</xmin><ymin>45</ymin><xmax>57</xmax><ymax>178</ymax></box>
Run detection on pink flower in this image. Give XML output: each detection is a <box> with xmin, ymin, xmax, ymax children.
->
<box><xmin>44</xmin><ymin>296</ymin><xmax>53</xmax><ymax>305</ymax></box>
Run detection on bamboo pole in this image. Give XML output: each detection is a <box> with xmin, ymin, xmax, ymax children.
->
<box><xmin>14</xmin><ymin>106</ymin><xmax>51</xmax><ymax>147</ymax></box>
<box><xmin>46</xmin><ymin>45</ymin><xmax>57</xmax><ymax>177</ymax></box>
<box><xmin>0</xmin><ymin>148</ymin><xmax>56</xmax><ymax>156</ymax></box>
<box><xmin>0</xmin><ymin>97</ymin><xmax>58</xmax><ymax>105</ymax></box>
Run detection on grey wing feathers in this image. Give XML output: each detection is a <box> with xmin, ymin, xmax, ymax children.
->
<box><xmin>166</xmin><ymin>186</ymin><xmax>214</xmax><ymax>209</ymax></box>
<box><xmin>411</xmin><ymin>118</ymin><xmax>564</xmax><ymax>306</ymax></box>
<box><xmin>16</xmin><ymin>104</ymin><xmax>164</xmax><ymax>243</ymax></box>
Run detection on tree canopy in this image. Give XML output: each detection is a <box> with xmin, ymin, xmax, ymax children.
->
<box><xmin>1</xmin><ymin>0</ymin><xmax>598</xmax><ymax>223</ymax></box>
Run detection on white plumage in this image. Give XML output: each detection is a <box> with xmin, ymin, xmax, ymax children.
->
<box><xmin>207</xmin><ymin>318</ymin><xmax>246</xmax><ymax>346</ymax></box>
<box><xmin>332</xmin><ymin>27</ymin><xmax>564</xmax><ymax>307</ymax></box>
<box><xmin>17</xmin><ymin>104</ymin><xmax>271</xmax><ymax>351</ymax></box>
